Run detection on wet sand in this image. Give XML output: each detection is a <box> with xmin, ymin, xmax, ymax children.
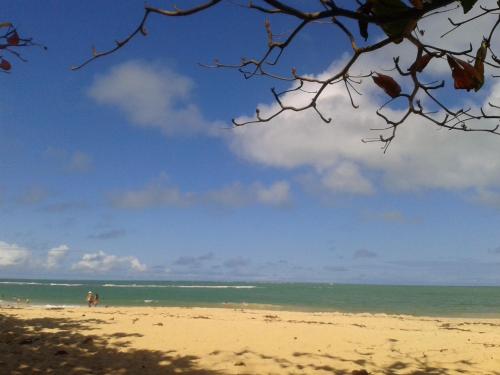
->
<box><xmin>1</xmin><ymin>306</ymin><xmax>499</xmax><ymax>374</ymax></box>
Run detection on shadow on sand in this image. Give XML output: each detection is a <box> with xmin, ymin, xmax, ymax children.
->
<box><xmin>0</xmin><ymin>312</ymin><xmax>221</xmax><ymax>375</ymax></box>
<box><xmin>1</xmin><ymin>311</ymin><xmax>499</xmax><ymax>375</ymax></box>
<box><xmin>209</xmin><ymin>347</ymin><xmax>500</xmax><ymax>375</ymax></box>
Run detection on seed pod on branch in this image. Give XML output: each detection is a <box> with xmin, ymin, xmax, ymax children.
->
<box><xmin>372</xmin><ymin>72</ymin><xmax>401</xmax><ymax>98</ymax></box>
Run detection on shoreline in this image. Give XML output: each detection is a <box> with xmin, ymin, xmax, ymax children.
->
<box><xmin>1</xmin><ymin>305</ymin><xmax>500</xmax><ymax>374</ymax></box>
<box><xmin>2</xmin><ymin>300</ymin><xmax>500</xmax><ymax>320</ymax></box>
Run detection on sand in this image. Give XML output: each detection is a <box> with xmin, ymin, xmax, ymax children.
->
<box><xmin>1</xmin><ymin>306</ymin><xmax>499</xmax><ymax>374</ymax></box>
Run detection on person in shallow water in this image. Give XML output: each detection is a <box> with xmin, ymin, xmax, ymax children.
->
<box><xmin>86</xmin><ymin>291</ymin><xmax>95</xmax><ymax>307</ymax></box>
<box><xmin>93</xmin><ymin>293</ymin><xmax>99</xmax><ymax>307</ymax></box>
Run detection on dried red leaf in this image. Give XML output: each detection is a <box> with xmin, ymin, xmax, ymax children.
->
<box><xmin>0</xmin><ymin>58</ymin><xmax>11</xmax><ymax>71</ymax></box>
<box><xmin>372</xmin><ymin>72</ymin><xmax>401</xmax><ymax>98</ymax></box>
<box><xmin>409</xmin><ymin>53</ymin><xmax>433</xmax><ymax>73</ymax></box>
<box><xmin>7</xmin><ymin>31</ymin><xmax>19</xmax><ymax>46</ymax></box>
<box><xmin>447</xmin><ymin>55</ymin><xmax>481</xmax><ymax>91</ymax></box>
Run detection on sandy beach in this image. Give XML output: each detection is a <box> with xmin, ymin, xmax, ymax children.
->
<box><xmin>1</xmin><ymin>306</ymin><xmax>499</xmax><ymax>374</ymax></box>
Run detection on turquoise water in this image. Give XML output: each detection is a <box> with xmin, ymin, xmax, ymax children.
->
<box><xmin>1</xmin><ymin>279</ymin><xmax>499</xmax><ymax>317</ymax></box>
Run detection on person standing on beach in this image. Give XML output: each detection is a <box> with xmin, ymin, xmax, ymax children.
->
<box><xmin>93</xmin><ymin>293</ymin><xmax>99</xmax><ymax>307</ymax></box>
<box><xmin>86</xmin><ymin>291</ymin><xmax>95</xmax><ymax>307</ymax></box>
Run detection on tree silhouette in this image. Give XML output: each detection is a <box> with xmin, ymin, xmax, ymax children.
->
<box><xmin>0</xmin><ymin>22</ymin><xmax>43</xmax><ymax>72</ymax></box>
<box><xmin>15</xmin><ymin>1</ymin><xmax>500</xmax><ymax>151</ymax></box>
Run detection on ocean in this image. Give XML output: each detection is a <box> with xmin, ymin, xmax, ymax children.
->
<box><xmin>1</xmin><ymin>279</ymin><xmax>499</xmax><ymax>317</ymax></box>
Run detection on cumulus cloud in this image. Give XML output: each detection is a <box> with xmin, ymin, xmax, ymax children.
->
<box><xmin>88</xmin><ymin>60</ymin><xmax>220</xmax><ymax>135</ymax></box>
<box><xmin>0</xmin><ymin>241</ymin><xmax>30</xmax><ymax>267</ymax></box>
<box><xmin>45</xmin><ymin>245</ymin><xmax>69</xmax><ymax>269</ymax></box>
<box><xmin>228</xmin><ymin>64</ymin><xmax>500</xmax><ymax>200</ymax></box>
<box><xmin>86</xmin><ymin>3</ymin><xmax>499</xmax><ymax>206</ymax></box>
<box><xmin>111</xmin><ymin>177</ymin><xmax>291</xmax><ymax>209</ymax></box>
<box><xmin>72</xmin><ymin>250</ymin><xmax>147</xmax><ymax>273</ymax></box>
<box><xmin>320</xmin><ymin>162</ymin><xmax>374</xmax><ymax>195</ymax></box>
<box><xmin>217</xmin><ymin>1</ymin><xmax>500</xmax><ymax>201</ymax></box>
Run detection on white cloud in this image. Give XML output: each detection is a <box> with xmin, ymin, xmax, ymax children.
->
<box><xmin>0</xmin><ymin>241</ymin><xmax>30</xmax><ymax>267</ymax></box>
<box><xmin>88</xmin><ymin>60</ymin><xmax>219</xmax><ymax>135</ymax></box>
<box><xmin>320</xmin><ymin>162</ymin><xmax>374</xmax><ymax>195</ymax></box>
<box><xmin>111</xmin><ymin>177</ymin><xmax>291</xmax><ymax>209</ymax></box>
<box><xmin>255</xmin><ymin>181</ymin><xmax>291</xmax><ymax>206</ymax></box>
<box><xmin>227</xmin><ymin>58</ymin><xmax>500</xmax><ymax>199</ymax></box>
<box><xmin>46</xmin><ymin>245</ymin><xmax>69</xmax><ymax>269</ymax></box>
<box><xmin>72</xmin><ymin>250</ymin><xmax>147</xmax><ymax>273</ymax></box>
<box><xmin>89</xmin><ymin>3</ymin><xmax>500</xmax><ymax>206</ymax></box>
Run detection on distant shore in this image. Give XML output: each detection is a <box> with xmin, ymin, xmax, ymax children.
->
<box><xmin>1</xmin><ymin>306</ymin><xmax>499</xmax><ymax>374</ymax></box>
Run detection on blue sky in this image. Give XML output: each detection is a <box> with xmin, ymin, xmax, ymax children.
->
<box><xmin>1</xmin><ymin>1</ymin><xmax>500</xmax><ymax>284</ymax></box>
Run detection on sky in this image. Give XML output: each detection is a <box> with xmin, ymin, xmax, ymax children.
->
<box><xmin>1</xmin><ymin>0</ymin><xmax>500</xmax><ymax>284</ymax></box>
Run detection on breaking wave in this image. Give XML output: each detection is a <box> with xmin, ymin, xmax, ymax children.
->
<box><xmin>0</xmin><ymin>281</ymin><xmax>82</xmax><ymax>287</ymax></box>
<box><xmin>102</xmin><ymin>283</ymin><xmax>257</xmax><ymax>289</ymax></box>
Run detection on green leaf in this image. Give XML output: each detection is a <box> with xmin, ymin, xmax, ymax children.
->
<box><xmin>459</xmin><ymin>0</ymin><xmax>479</xmax><ymax>14</ymax></box>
